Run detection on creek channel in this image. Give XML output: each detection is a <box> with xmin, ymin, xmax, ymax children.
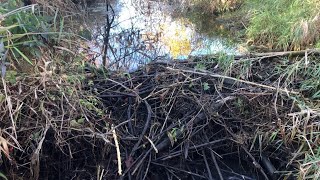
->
<box><xmin>80</xmin><ymin>0</ymin><xmax>264</xmax><ymax>179</ymax></box>
<box><xmin>82</xmin><ymin>0</ymin><xmax>240</xmax><ymax>71</ymax></box>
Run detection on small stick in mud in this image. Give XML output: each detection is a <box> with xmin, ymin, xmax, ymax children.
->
<box><xmin>202</xmin><ymin>149</ymin><xmax>213</xmax><ymax>180</ymax></box>
<box><xmin>112</xmin><ymin>125</ymin><xmax>122</xmax><ymax>175</ymax></box>
<box><xmin>241</xmin><ymin>146</ymin><xmax>269</xmax><ymax>180</ymax></box>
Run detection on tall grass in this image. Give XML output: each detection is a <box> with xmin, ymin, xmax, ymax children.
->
<box><xmin>0</xmin><ymin>1</ymin><xmax>104</xmax><ymax>178</ymax></box>
<box><xmin>182</xmin><ymin>0</ymin><xmax>241</xmax><ymax>13</ymax></box>
<box><xmin>244</xmin><ymin>0</ymin><xmax>320</xmax><ymax>50</ymax></box>
<box><xmin>0</xmin><ymin>0</ymin><xmax>84</xmax><ymax>73</ymax></box>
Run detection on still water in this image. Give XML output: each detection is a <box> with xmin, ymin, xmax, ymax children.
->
<box><xmin>82</xmin><ymin>0</ymin><xmax>239</xmax><ymax>71</ymax></box>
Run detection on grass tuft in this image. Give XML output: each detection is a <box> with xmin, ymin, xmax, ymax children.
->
<box><xmin>244</xmin><ymin>0</ymin><xmax>320</xmax><ymax>50</ymax></box>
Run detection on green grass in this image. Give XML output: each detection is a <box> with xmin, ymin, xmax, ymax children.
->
<box><xmin>0</xmin><ymin>0</ymin><xmax>80</xmax><ymax>71</ymax></box>
<box><xmin>244</xmin><ymin>0</ymin><xmax>320</xmax><ymax>50</ymax></box>
<box><xmin>272</xmin><ymin>54</ymin><xmax>320</xmax><ymax>179</ymax></box>
<box><xmin>1</xmin><ymin>1</ymin><xmax>49</xmax><ymax>66</ymax></box>
<box><xmin>173</xmin><ymin>0</ymin><xmax>320</xmax><ymax>50</ymax></box>
<box><xmin>275</xmin><ymin>57</ymin><xmax>320</xmax><ymax>99</ymax></box>
<box><xmin>298</xmin><ymin>140</ymin><xmax>320</xmax><ymax>179</ymax></box>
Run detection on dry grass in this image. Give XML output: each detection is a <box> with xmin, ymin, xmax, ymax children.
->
<box><xmin>0</xmin><ymin>1</ymin><xmax>106</xmax><ymax>178</ymax></box>
<box><xmin>291</xmin><ymin>14</ymin><xmax>320</xmax><ymax>50</ymax></box>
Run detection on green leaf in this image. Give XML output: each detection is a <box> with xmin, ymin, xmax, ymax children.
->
<box><xmin>58</xmin><ymin>17</ymin><xmax>65</xmax><ymax>42</ymax></box>
<box><xmin>312</xmin><ymin>90</ymin><xmax>320</xmax><ymax>99</ymax></box>
<box><xmin>2</xmin><ymin>34</ymin><xmax>27</xmax><ymax>41</ymax></box>
<box><xmin>88</xmin><ymin>80</ymin><xmax>94</xmax><ymax>86</ymax></box>
<box><xmin>0</xmin><ymin>24</ymin><xmax>19</xmax><ymax>34</ymax></box>
<box><xmin>70</xmin><ymin>120</ymin><xmax>81</xmax><ymax>127</ymax></box>
<box><xmin>78</xmin><ymin>29</ymin><xmax>92</xmax><ymax>40</ymax></box>
<box><xmin>77</xmin><ymin>118</ymin><xmax>85</xmax><ymax>124</ymax></box>
<box><xmin>0</xmin><ymin>172</ymin><xmax>8</xmax><ymax>180</ymax></box>
<box><xmin>167</xmin><ymin>131</ymin><xmax>176</xmax><ymax>146</ymax></box>
<box><xmin>203</xmin><ymin>82</ymin><xmax>210</xmax><ymax>91</ymax></box>
<box><xmin>12</xmin><ymin>47</ymin><xmax>33</xmax><ymax>65</ymax></box>
<box><xmin>195</xmin><ymin>63</ymin><xmax>206</xmax><ymax>71</ymax></box>
<box><xmin>5</xmin><ymin>70</ymin><xmax>17</xmax><ymax>84</ymax></box>
<box><xmin>0</xmin><ymin>94</ymin><xmax>5</xmax><ymax>103</ymax></box>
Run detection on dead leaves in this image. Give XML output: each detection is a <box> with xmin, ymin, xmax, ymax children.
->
<box><xmin>0</xmin><ymin>136</ymin><xmax>11</xmax><ymax>161</ymax></box>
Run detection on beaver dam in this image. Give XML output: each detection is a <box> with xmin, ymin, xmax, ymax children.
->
<box><xmin>1</xmin><ymin>49</ymin><xmax>320</xmax><ymax>179</ymax></box>
<box><xmin>0</xmin><ymin>0</ymin><xmax>320</xmax><ymax>180</ymax></box>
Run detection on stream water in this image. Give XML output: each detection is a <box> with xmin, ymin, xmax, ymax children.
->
<box><xmin>83</xmin><ymin>0</ymin><xmax>239</xmax><ymax>71</ymax></box>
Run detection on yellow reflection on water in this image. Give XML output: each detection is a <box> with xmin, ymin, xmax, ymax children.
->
<box><xmin>161</xmin><ymin>19</ymin><xmax>193</xmax><ymax>58</ymax></box>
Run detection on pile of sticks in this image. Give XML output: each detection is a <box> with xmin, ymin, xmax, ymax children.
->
<box><xmin>89</xmin><ymin>59</ymin><xmax>295</xmax><ymax>179</ymax></box>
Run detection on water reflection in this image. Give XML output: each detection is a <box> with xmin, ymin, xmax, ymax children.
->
<box><xmin>85</xmin><ymin>0</ymin><xmax>239</xmax><ymax>70</ymax></box>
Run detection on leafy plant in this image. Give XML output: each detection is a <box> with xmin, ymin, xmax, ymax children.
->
<box><xmin>217</xmin><ymin>51</ymin><xmax>234</xmax><ymax>74</ymax></box>
<box><xmin>195</xmin><ymin>62</ymin><xmax>206</xmax><ymax>71</ymax></box>
<box><xmin>203</xmin><ymin>82</ymin><xmax>210</xmax><ymax>90</ymax></box>
<box><xmin>79</xmin><ymin>97</ymin><xmax>104</xmax><ymax>116</ymax></box>
<box><xmin>316</xmin><ymin>41</ymin><xmax>320</xmax><ymax>49</ymax></box>
<box><xmin>0</xmin><ymin>0</ymin><xmax>69</xmax><ymax>70</ymax></box>
<box><xmin>5</xmin><ymin>70</ymin><xmax>17</xmax><ymax>84</ymax></box>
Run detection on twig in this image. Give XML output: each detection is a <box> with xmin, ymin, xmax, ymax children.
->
<box><xmin>187</xmin><ymin>49</ymin><xmax>320</xmax><ymax>60</ymax></box>
<box><xmin>131</xmin><ymin>149</ymin><xmax>152</xmax><ymax>175</ymax></box>
<box><xmin>112</xmin><ymin>125</ymin><xmax>122</xmax><ymax>175</ymax></box>
<box><xmin>2</xmin><ymin>78</ymin><xmax>17</xmax><ymax>140</ymax></box>
<box><xmin>151</xmin><ymin>162</ymin><xmax>206</xmax><ymax>179</ymax></box>
<box><xmin>160</xmin><ymin>87</ymin><xmax>177</xmax><ymax>133</ymax></box>
<box><xmin>166</xmin><ymin>67</ymin><xmax>299</xmax><ymax>95</ymax></box>
<box><xmin>127</xmin><ymin>97</ymin><xmax>134</xmax><ymax>134</ymax></box>
<box><xmin>165</xmin><ymin>168</ymin><xmax>181</xmax><ymax>180</ymax></box>
<box><xmin>102</xmin><ymin>2</ymin><xmax>115</xmax><ymax>67</ymax></box>
<box><xmin>104</xmin><ymin>78</ymin><xmax>141</xmax><ymax>98</ymax></box>
<box><xmin>202</xmin><ymin>150</ymin><xmax>213</xmax><ymax>180</ymax></box>
<box><xmin>209</xmin><ymin>149</ymin><xmax>224</xmax><ymax>180</ymax></box>
<box><xmin>241</xmin><ymin>146</ymin><xmax>269</xmax><ymax>180</ymax></box>
<box><xmin>261</xmin><ymin>154</ymin><xmax>277</xmax><ymax>179</ymax></box>
<box><xmin>205</xmin><ymin>133</ymin><xmax>224</xmax><ymax>180</ymax></box>
<box><xmin>145</xmin><ymin>136</ymin><xmax>158</xmax><ymax>153</ymax></box>
<box><xmin>158</xmin><ymin>138</ymin><xmax>227</xmax><ymax>160</ymax></box>
<box><xmin>248</xmin><ymin>49</ymin><xmax>320</xmax><ymax>58</ymax></box>
<box><xmin>130</xmin><ymin>100</ymin><xmax>152</xmax><ymax>155</ymax></box>
<box><xmin>30</xmin><ymin>126</ymin><xmax>49</xmax><ymax>180</ymax></box>
<box><xmin>142</xmin><ymin>154</ymin><xmax>152</xmax><ymax>180</ymax></box>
